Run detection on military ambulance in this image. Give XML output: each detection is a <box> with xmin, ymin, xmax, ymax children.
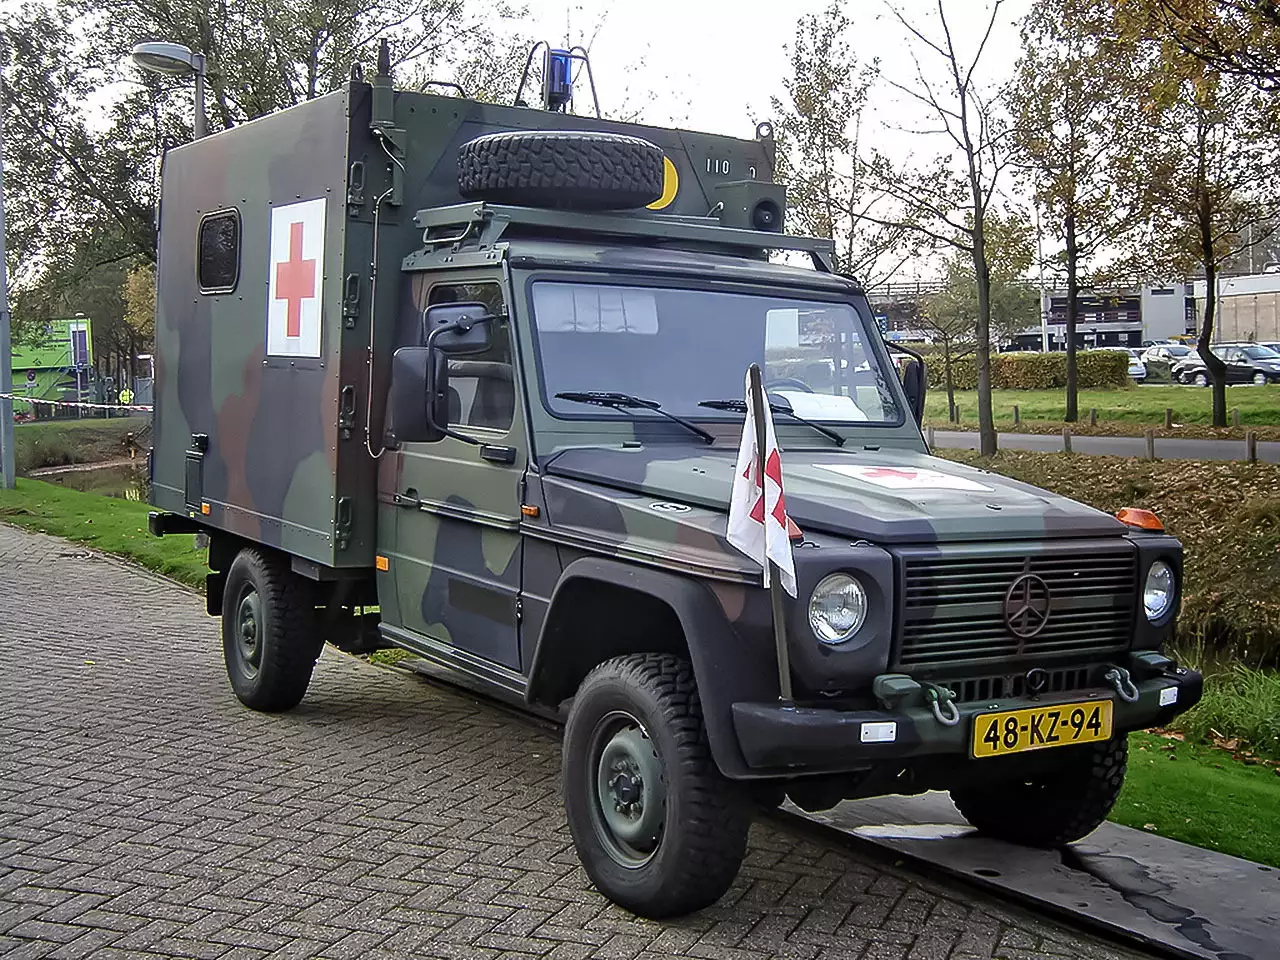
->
<box><xmin>147</xmin><ymin>43</ymin><xmax>1202</xmax><ymax>918</ymax></box>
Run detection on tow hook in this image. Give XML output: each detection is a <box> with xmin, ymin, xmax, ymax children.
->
<box><xmin>922</xmin><ymin>682</ymin><xmax>960</xmax><ymax>727</ymax></box>
<box><xmin>1103</xmin><ymin>665</ymin><xmax>1140</xmax><ymax>703</ymax></box>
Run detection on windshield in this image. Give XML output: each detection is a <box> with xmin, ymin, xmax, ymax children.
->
<box><xmin>529</xmin><ymin>281</ymin><xmax>902</xmax><ymax>424</ymax></box>
<box><xmin>1242</xmin><ymin>345</ymin><xmax>1280</xmax><ymax>359</ymax></box>
<box><xmin>1165</xmin><ymin>345</ymin><xmax>1191</xmax><ymax>356</ymax></box>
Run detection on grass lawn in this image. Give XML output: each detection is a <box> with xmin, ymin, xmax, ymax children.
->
<box><xmin>1114</xmin><ymin>732</ymin><xmax>1280</xmax><ymax>867</ymax></box>
<box><xmin>0</xmin><ymin>478</ymin><xmax>207</xmax><ymax>588</ymax></box>
<box><xmin>925</xmin><ymin>385</ymin><xmax>1280</xmax><ymax>439</ymax></box>
<box><xmin>13</xmin><ymin>417</ymin><xmax>143</xmax><ymax>473</ymax></box>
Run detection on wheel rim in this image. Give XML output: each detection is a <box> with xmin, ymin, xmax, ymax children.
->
<box><xmin>1195</xmin><ymin>373</ymin><xmax>1207</xmax><ymax>386</ymax></box>
<box><xmin>1254</xmin><ymin>373</ymin><xmax>1266</xmax><ymax>385</ymax></box>
<box><xmin>235</xmin><ymin>588</ymin><xmax>264</xmax><ymax>677</ymax></box>
<box><xmin>588</xmin><ymin>710</ymin><xmax>666</xmax><ymax>868</ymax></box>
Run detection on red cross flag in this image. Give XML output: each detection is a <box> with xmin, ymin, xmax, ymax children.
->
<box><xmin>727</xmin><ymin>368</ymin><xmax>798</xmax><ymax>597</ymax></box>
<box><xmin>266</xmin><ymin>198</ymin><xmax>326</xmax><ymax>358</ymax></box>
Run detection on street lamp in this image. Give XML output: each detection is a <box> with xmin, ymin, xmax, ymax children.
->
<box><xmin>130</xmin><ymin>41</ymin><xmax>207</xmax><ymax>140</ymax></box>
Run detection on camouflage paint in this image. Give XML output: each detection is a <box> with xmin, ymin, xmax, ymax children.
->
<box><xmin>148</xmin><ymin>73</ymin><xmax>1193</xmax><ymax>778</ymax></box>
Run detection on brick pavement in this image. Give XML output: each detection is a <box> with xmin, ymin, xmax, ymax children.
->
<box><xmin>0</xmin><ymin>523</ymin><xmax>1154</xmax><ymax>960</ymax></box>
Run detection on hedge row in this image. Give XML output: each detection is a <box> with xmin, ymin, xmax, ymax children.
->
<box><xmin>922</xmin><ymin>350</ymin><xmax>1131</xmax><ymax>390</ymax></box>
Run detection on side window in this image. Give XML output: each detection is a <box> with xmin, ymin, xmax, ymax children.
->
<box><xmin>427</xmin><ymin>282</ymin><xmax>514</xmax><ymax>432</ymax></box>
<box><xmin>197</xmin><ymin>210</ymin><xmax>241</xmax><ymax>293</ymax></box>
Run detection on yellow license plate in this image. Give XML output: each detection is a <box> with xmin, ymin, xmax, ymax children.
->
<box><xmin>971</xmin><ymin>699</ymin><xmax>1113</xmax><ymax>758</ymax></box>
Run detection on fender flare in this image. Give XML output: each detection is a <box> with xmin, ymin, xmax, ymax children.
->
<box><xmin>526</xmin><ymin>557</ymin><xmax>778</xmax><ymax>780</ymax></box>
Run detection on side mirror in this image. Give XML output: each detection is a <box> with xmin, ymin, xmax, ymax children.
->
<box><xmin>424</xmin><ymin>302</ymin><xmax>494</xmax><ymax>355</ymax></box>
<box><xmin>386</xmin><ymin>347</ymin><xmax>447</xmax><ymax>446</ymax></box>
<box><xmin>901</xmin><ymin>358</ymin><xmax>926</xmax><ymax>426</ymax></box>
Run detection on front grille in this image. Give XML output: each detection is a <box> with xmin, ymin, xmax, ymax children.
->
<box><xmin>898</xmin><ymin>547</ymin><xmax>1135</xmax><ymax>670</ymax></box>
<box><xmin>950</xmin><ymin>666</ymin><xmax>1095</xmax><ymax>703</ymax></box>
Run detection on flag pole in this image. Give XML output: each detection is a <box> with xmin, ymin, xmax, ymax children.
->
<box><xmin>748</xmin><ymin>363</ymin><xmax>793</xmax><ymax>703</ymax></box>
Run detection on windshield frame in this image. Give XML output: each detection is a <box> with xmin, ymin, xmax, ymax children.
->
<box><xmin>518</xmin><ymin>270</ymin><xmax>909</xmax><ymax>436</ymax></box>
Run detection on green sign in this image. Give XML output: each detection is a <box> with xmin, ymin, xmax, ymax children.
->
<box><xmin>10</xmin><ymin>317</ymin><xmax>94</xmax><ymax>371</ymax></box>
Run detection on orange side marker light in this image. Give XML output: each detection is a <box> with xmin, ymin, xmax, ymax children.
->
<box><xmin>375</xmin><ymin>555</ymin><xmax>390</xmax><ymax>572</ymax></box>
<box><xmin>521</xmin><ymin>504</ymin><xmax>540</xmax><ymax>518</ymax></box>
<box><xmin>1116</xmin><ymin>507</ymin><xmax>1163</xmax><ymax>531</ymax></box>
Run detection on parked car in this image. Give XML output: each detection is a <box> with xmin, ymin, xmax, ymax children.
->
<box><xmin>1140</xmin><ymin>343</ymin><xmax>1194</xmax><ymax>365</ymax></box>
<box><xmin>1173</xmin><ymin>342</ymin><xmax>1280</xmax><ymax>385</ymax></box>
<box><xmin>1101</xmin><ymin>345</ymin><xmax>1147</xmax><ymax>381</ymax></box>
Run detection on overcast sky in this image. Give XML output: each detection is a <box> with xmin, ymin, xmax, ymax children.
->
<box><xmin>514</xmin><ymin>0</ymin><xmax>1035</xmax><ymax>280</ymax></box>
<box><xmin>3</xmin><ymin>0</ymin><xmax>1037</xmax><ymax>282</ymax></box>
<box><xmin>519</xmin><ymin>0</ymin><xmax>1030</xmax><ymax>144</ymax></box>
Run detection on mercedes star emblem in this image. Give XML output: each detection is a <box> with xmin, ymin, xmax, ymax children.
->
<box><xmin>1004</xmin><ymin>573</ymin><xmax>1051</xmax><ymax>640</ymax></box>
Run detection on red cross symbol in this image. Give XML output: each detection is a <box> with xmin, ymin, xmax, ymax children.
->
<box><xmin>744</xmin><ymin>449</ymin><xmax>788</xmax><ymax>528</ymax></box>
<box><xmin>863</xmin><ymin>467</ymin><xmax>918</xmax><ymax>480</ymax></box>
<box><xmin>275</xmin><ymin>221</ymin><xmax>316</xmax><ymax>338</ymax></box>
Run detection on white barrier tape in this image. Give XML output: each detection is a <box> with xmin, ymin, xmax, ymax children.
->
<box><xmin>0</xmin><ymin>393</ymin><xmax>154</xmax><ymax>413</ymax></box>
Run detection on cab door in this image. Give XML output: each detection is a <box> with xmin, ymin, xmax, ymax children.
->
<box><xmin>388</xmin><ymin>277</ymin><xmax>526</xmax><ymax>672</ymax></box>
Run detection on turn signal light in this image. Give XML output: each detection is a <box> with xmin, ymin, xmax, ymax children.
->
<box><xmin>1116</xmin><ymin>507</ymin><xmax>1163</xmax><ymax>531</ymax></box>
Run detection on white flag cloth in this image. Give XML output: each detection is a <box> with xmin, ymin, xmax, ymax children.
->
<box><xmin>727</xmin><ymin>370</ymin><xmax>798</xmax><ymax>597</ymax></box>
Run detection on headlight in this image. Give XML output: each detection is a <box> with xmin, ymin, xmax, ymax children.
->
<box><xmin>1144</xmin><ymin>561</ymin><xmax>1175</xmax><ymax>621</ymax></box>
<box><xmin>809</xmin><ymin>573</ymin><xmax>868</xmax><ymax>644</ymax></box>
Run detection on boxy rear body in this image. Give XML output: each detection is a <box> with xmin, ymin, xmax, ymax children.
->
<box><xmin>150</xmin><ymin>80</ymin><xmax>775</xmax><ymax>571</ymax></box>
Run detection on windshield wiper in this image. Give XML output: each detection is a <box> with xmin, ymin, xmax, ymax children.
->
<box><xmin>698</xmin><ymin>398</ymin><xmax>845</xmax><ymax>446</ymax></box>
<box><xmin>555</xmin><ymin>391</ymin><xmax>715</xmax><ymax>445</ymax></box>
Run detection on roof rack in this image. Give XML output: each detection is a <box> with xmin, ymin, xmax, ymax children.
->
<box><xmin>407</xmin><ymin>202</ymin><xmax>836</xmax><ymax>273</ymax></box>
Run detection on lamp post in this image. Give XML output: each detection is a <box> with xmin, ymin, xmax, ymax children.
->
<box><xmin>0</xmin><ymin>124</ymin><xmax>15</xmax><ymax>489</ymax></box>
<box><xmin>130</xmin><ymin>41</ymin><xmax>208</xmax><ymax>139</ymax></box>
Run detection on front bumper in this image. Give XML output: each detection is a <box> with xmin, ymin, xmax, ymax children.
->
<box><xmin>732</xmin><ymin>655</ymin><xmax>1203</xmax><ymax>773</ymax></box>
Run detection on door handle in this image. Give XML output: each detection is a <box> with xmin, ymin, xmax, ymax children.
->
<box><xmin>395</xmin><ymin>488</ymin><xmax>421</xmax><ymax>508</ymax></box>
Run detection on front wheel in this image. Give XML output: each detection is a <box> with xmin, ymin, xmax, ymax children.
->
<box><xmin>562</xmin><ymin>654</ymin><xmax>751</xmax><ymax>918</ymax></box>
<box><xmin>222</xmin><ymin>547</ymin><xmax>323</xmax><ymax>712</ymax></box>
<box><xmin>1193</xmin><ymin>372</ymin><xmax>1209</xmax><ymax>387</ymax></box>
<box><xmin>1253</xmin><ymin>372</ymin><xmax>1268</xmax><ymax>386</ymax></box>
<box><xmin>950</xmin><ymin>735</ymin><xmax>1127</xmax><ymax>847</ymax></box>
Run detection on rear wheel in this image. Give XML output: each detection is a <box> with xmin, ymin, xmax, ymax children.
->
<box><xmin>1253</xmin><ymin>372</ymin><xmax>1268</xmax><ymax>386</ymax></box>
<box><xmin>1193</xmin><ymin>371</ymin><xmax>1209</xmax><ymax>387</ymax></box>
<box><xmin>222</xmin><ymin>547</ymin><xmax>323</xmax><ymax>712</ymax></box>
<box><xmin>950</xmin><ymin>735</ymin><xmax>1127</xmax><ymax>847</ymax></box>
<box><xmin>563</xmin><ymin>653</ymin><xmax>751</xmax><ymax>918</ymax></box>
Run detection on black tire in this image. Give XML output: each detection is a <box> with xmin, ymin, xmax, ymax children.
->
<box><xmin>950</xmin><ymin>735</ymin><xmax>1128</xmax><ymax>847</ymax></box>
<box><xmin>562</xmin><ymin>653</ymin><xmax>751</xmax><ymax>918</ymax></box>
<box><xmin>222</xmin><ymin>547</ymin><xmax>323</xmax><ymax>712</ymax></box>
<box><xmin>457</xmin><ymin>131</ymin><xmax>664</xmax><ymax>210</ymax></box>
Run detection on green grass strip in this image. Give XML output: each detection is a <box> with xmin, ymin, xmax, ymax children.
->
<box><xmin>0</xmin><ymin>478</ymin><xmax>208</xmax><ymax>588</ymax></box>
<box><xmin>1114</xmin><ymin>732</ymin><xmax>1280</xmax><ymax>867</ymax></box>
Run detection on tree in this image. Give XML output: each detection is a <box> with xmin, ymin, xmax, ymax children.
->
<box><xmin>921</xmin><ymin>212</ymin><xmax>1039</xmax><ymax>420</ymax></box>
<box><xmin>1010</xmin><ymin>0</ymin><xmax>1141</xmax><ymax>422</ymax></box>
<box><xmin>1139</xmin><ymin>0</ymin><xmax>1280</xmax><ymax>91</ymax></box>
<box><xmin>1</xmin><ymin>0</ymin><xmax>531</xmax><ymax>346</ymax></box>
<box><xmin>770</xmin><ymin>3</ymin><xmax>918</xmax><ymax>285</ymax></box>
<box><xmin>1114</xmin><ymin>4</ymin><xmax>1280</xmax><ymax>424</ymax></box>
<box><xmin>864</xmin><ymin>1</ymin><xmax>1016</xmax><ymax>456</ymax></box>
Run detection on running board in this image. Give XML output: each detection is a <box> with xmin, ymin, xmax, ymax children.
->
<box><xmin>378</xmin><ymin>623</ymin><xmax>530</xmax><ymax>701</ymax></box>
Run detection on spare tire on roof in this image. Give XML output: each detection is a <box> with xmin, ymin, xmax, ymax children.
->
<box><xmin>457</xmin><ymin>130</ymin><xmax>665</xmax><ymax>211</ymax></box>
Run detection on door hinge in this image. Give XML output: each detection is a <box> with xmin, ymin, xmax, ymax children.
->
<box><xmin>515</xmin><ymin>597</ymin><xmax>523</xmax><ymax>622</ymax></box>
